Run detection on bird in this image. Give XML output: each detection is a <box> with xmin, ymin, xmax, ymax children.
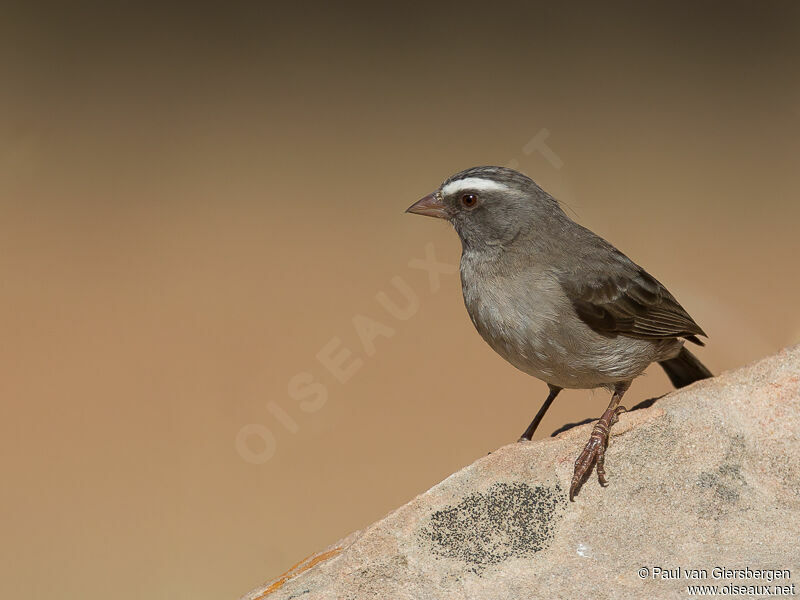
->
<box><xmin>406</xmin><ymin>166</ymin><xmax>712</xmax><ymax>501</ymax></box>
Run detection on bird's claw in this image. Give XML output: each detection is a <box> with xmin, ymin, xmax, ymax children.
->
<box><xmin>569</xmin><ymin>405</ymin><xmax>626</xmax><ymax>501</ymax></box>
<box><xmin>569</xmin><ymin>435</ymin><xmax>606</xmax><ymax>500</ymax></box>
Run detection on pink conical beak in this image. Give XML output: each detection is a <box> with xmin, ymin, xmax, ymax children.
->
<box><xmin>406</xmin><ymin>193</ymin><xmax>448</xmax><ymax>219</ymax></box>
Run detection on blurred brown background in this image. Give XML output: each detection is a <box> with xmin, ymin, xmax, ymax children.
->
<box><xmin>1</xmin><ymin>1</ymin><xmax>799</xmax><ymax>598</ymax></box>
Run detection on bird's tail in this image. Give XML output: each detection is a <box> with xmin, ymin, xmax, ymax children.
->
<box><xmin>658</xmin><ymin>347</ymin><xmax>713</xmax><ymax>388</ymax></box>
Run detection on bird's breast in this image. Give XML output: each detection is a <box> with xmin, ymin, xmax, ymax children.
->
<box><xmin>460</xmin><ymin>253</ymin><xmax>565</xmax><ymax>374</ymax></box>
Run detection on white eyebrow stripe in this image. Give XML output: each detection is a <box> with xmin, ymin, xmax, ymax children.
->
<box><xmin>440</xmin><ymin>177</ymin><xmax>510</xmax><ymax>196</ymax></box>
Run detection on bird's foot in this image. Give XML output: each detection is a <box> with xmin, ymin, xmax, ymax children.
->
<box><xmin>569</xmin><ymin>405</ymin><xmax>626</xmax><ymax>501</ymax></box>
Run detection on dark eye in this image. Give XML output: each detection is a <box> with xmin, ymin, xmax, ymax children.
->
<box><xmin>461</xmin><ymin>194</ymin><xmax>478</xmax><ymax>208</ymax></box>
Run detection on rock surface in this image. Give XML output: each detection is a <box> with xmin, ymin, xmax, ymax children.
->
<box><xmin>243</xmin><ymin>346</ymin><xmax>800</xmax><ymax>599</ymax></box>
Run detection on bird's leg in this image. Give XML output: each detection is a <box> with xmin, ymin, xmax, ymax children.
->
<box><xmin>569</xmin><ymin>381</ymin><xmax>630</xmax><ymax>501</ymax></box>
<box><xmin>518</xmin><ymin>385</ymin><xmax>561</xmax><ymax>442</ymax></box>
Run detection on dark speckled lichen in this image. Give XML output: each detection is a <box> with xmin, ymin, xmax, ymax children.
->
<box><xmin>695</xmin><ymin>434</ymin><xmax>747</xmax><ymax>514</ymax></box>
<box><xmin>421</xmin><ymin>482</ymin><xmax>565</xmax><ymax>570</ymax></box>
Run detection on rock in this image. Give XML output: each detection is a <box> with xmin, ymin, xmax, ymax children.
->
<box><xmin>242</xmin><ymin>346</ymin><xmax>800</xmax><ymax>599</ymax></box>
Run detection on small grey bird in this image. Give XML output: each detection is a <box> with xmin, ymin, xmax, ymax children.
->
<box><xmin>406</xmin><ymin>166</ymin><xmax>712</xmax><ymax>500</ymax></box>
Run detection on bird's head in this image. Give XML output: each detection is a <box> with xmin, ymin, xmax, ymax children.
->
<box><xmin>406</xmin><ymin>166</ymin><xmax>563</xmax><ymax>250</ymax></box>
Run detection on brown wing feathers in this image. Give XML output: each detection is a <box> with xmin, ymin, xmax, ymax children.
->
<box><xmin>567</xmin><ymin>268</ymin><xmax>706</xmax><ymax>345</ymax></box>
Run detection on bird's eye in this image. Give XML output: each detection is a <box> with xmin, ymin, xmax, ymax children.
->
<box><xmin>461</xmin><ymin>194</ymin><xmax>478</xmax><ymax>208</ymax></box>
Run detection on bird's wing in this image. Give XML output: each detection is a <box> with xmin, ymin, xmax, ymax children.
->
<box><xmin>559</xmin><ymin>243</ymin><xmax>706</xmax><ymax>345</ymax></box>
